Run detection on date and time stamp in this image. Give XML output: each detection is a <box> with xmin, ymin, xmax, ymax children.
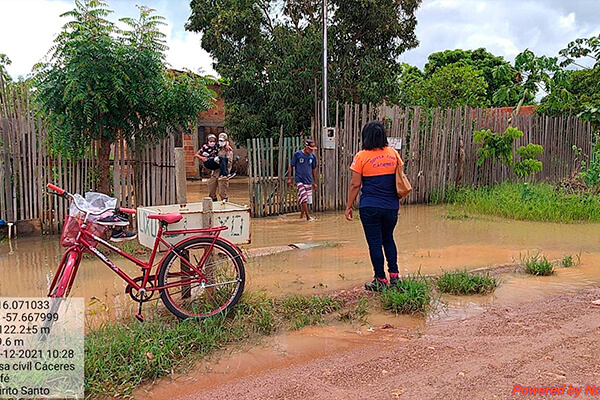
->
<box><xmin>0</xmin><ymin>298</ymin><xmax>83</xmax><ymax>398</ymax></box>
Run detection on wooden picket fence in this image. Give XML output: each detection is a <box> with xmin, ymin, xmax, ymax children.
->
<box><xmin>247</xmin><ymin>104</ymin><xmax>592</xmax><ymax>216</ymax></box>
<box><xmin>246</xmin><ymin>135</ymin><xmax>303</xmax><ymax>217</ymax></box>
<box><xmin>0</xmin><ymin>76</ymin><xmax>176</xmax><ymax>233</ymax></box>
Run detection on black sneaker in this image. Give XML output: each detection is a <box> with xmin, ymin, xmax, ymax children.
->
<box><xmin>110</xmin><ymin>229</ymin><xmax>137</xmax><ymax>242</ymax></box>
<box><xmin>98</xmin><ymin>213</ymin><xmax>128</xmax><ymax>227</ymax></box>
<box><xmin>389</xmin><ymin>273</ymin><xmax>401</xmax><ymax>286</ymax></box>
<box><xmin>364</xmin><ymin>277</ymin><xmax>389</xmax><ymax>292</ymax></box>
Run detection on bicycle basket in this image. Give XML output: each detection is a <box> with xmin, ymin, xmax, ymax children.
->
<box><xmin>61</xmin><ymin>215</ymin><xmax>106</xmax><ymax>248</ymax></box>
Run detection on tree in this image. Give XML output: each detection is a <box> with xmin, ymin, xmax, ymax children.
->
<box><xmin>559</xmin><ymin>34</ymin><xmax>600</xmax><ymax>69</ymax></box>
<box><xmin>186</xmin><ymin>0</ymin><xmax>422</xmax><ymax>142</ymax></box>
<box><xmin>424</xmin><ymin>48</ymin><xmax>530</xmax><ymax>107</ymax></box>
<box><xmin>421</xmin><ymin>64</ymin><xmax>489</xmax><ymax>109</ymax></box>
<box><xmin>34</xmin><ymin>0</ymin><xmax>213</xmax><ymax>194</ymax></box>
<box><xmin>394</xmin><ymin>63</ymin><xmax>425</xmax><ymax>107</ymax></box>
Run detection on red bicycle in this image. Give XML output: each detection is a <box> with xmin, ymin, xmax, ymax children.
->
<box><xmin>46</xmin><ymin>183</ymin><xmax>246</xmax><ymax>321</ymax></box>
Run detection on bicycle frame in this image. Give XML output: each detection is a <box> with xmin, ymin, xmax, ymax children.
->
<box><xmin>50</xmin><ymin>213</ymin><xmax>246</xmax><ymax>297</ymax></box>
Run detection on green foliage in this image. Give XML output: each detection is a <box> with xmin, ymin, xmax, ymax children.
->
<box><xmin>441</xmin><ymin>182</ymin><xmax>600</xmax><ymax>223</ymax></box>
<box><xmin>395</xmin><ymin>63</ymin><xmax>425</xmax><ymax>106</ymax></box>
<box><xmin>578</xmin><ymin>148</ymin><xmax>600</xmax><ymax>188</ymax></box>
<box><xmin>520</xmin><ymin>252</ymin><xmax>554</xmax><ymax>276</ymax></box>
<box><xmin>424</xmin><ymin>48</ymin><xmax>529</xmax><ymax>107</ymax></box>
<box><xmin>421</xmin><ymin>64</ymin><xmax>489</xmax><ymax>108</ymax></box>
<box><xmin>186</xmin><ymin>0</ymin><xmax>422</xmax><ymax>142</ymax></box>
<box><xmin>436</xmin><ymin>269</ymin><xmax>499</xmax><ymax>295</ymax></box>
<box><xmin>474</xmin><ymin>126</ymin><xmax>543</xmax><ymax>179</ymax></box>
<box><xmin>514</xmin><ymin>144</ymin><xmax>543</xmax><ymax>178</ymax></box>
<box><xmin>559</xmin><ymin>34</ymin><xmax>600</xmax><ymax>69</ymax></box>
<box><xmin>0</xmin><ymin>53</ymin><xmax>12</xmax><ymax>82</ymax></box>
<box><xmin>34</xmin><ymin>0</ymin><xmax>214</xmax><ymax>191</ymax></box>
<box><xmin>85</xmin><ymin>290</ymin><xmax>346</xmax><ymax>397</ymax></box>
<box><xmin>473</xmin><ymin>126</ymin><xmax>522</xmax><ymax>166</ymax></box>
<box><xmin>559</xmin><ymin>253</ymin><xmax>581</xmax><ymax>268</ymax></box>
<box><xmin>380</xmin><ymin>273</ymin><xmax>432</xmax><ymax>315</ymax></box>
<box><xmin>276</xmin><ymin>294</ymin><xmax>341</xmax><ymax>330</ymax></box>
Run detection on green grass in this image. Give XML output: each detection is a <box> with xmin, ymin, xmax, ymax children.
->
<box><xmin>338</xmin><ymin>298</ymin><xmax>369</xmax><ymax>323</ymax></box>
<box><xmin>558</xmin><ymin>253</ymin><xmax>581</xmax><ymax>268</ymax></box>
<box><xmin>84</xmin><ymin>291</ymin><xmax>345</xmax><ymax>398</ymax></box>
<box><xmin>436</xmin><ymin>269</ymin><xmax>499</xmax><ymax>295</ymax></box>
<box><xmin>440</xmin><ymin>182</ymin><xmax>600</xmax><ymax>223</ymax></box>
<box><xmin>520</xmin><ymin>253</ymin><xmax>555</xmax><ymax>276</ymax></box>
<box><xmin>379</xmin><ymin>273</ymin><xmax>433</xmax><ymax>315</ymax></box>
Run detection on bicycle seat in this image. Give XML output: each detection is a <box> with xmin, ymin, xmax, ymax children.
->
<box><xmin>147</xmin><ymin>212</ymin><xmax>183</xmax><ymax>224</ymax></box>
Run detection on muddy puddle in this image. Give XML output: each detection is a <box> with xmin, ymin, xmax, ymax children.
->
<box><xmin>3</xmin><ymin>184</ymin><xmax>600</xmax><ymax>398</ymax></box>
<box><xmin>138</xmin><ymin>311</ymin><xmax>423</xmax><ymax>399</ymax></box>
<box><xmin>1</xmin><ymin>196</ymin><xmax>600</xmax><ymax>320</ymax></box>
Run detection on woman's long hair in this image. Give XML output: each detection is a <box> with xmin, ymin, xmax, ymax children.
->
<box><xmin>361</xmin><ymin>120</ymin><xmax>388</xmax><ymax>150</ymax></box>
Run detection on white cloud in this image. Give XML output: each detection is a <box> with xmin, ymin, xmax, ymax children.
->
<box><xmin>163</xmin><ymin>23</ymin><xmax>218</xmax><ymax>77</ymax></box>
<box><xmin>402</xmin><ymin>0</ymin><xmax>600</xmax><ymax>69</ymax></box>
<box><xmin>0</xmin><ymin>0</ymin><xmax>72</xmax><ymax>78</ymax></box>
<box><xmin>0</xmin><ymin>0</ymin><xmax>217</xmax><ymax>79</ymax></box>
<box><xmin>558</xmin><ymin>12</ymin><xmax>576</xmax><ymax>30</ymax></box>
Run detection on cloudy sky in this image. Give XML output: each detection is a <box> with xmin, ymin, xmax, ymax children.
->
<box><xmin>1</xmin><ymin>0</ymin><xmax>599</xmax><ymax>80</ymax></box>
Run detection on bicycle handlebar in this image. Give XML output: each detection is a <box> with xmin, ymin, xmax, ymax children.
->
<box><xmin>118</xmin><ymin>207</ymin><xmax>137</xmax><ymax>214</ymax></box>
<box><xmin>47</xmin><ymin>183</ymin><xmax>66</xmax><ymax>195</ymax></box>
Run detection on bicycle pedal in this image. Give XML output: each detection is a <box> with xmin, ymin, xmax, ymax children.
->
<box><xmin>135</xmin><ymin>313</ymin><xmax>144</xmax><ymax>322</ymax></box>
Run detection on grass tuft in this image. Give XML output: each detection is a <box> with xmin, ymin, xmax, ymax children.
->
<box><xmin>436</xmin><ymin>269</ymin><xmax>499</xmax><ymax>295</ymax></box>
<box><xmin>276</xmin><ymin>294</ymin><xmax>342</xmax><ymax>330</ymax></box>
<box><xmin>440</xmin><ymin>182</ymin><xmax>600</xmax><ymax>223</ymax></box>
<box><xmin>520</xmin><ymin>253</ymin><xmax>555</xmax><ymax>276</ymax></box>
<box><xmin>338</xmin><ymin>298</ymin><xmax>369</xmax><ymax>323</ymax></box>
<box><xmin>379</xmin><ymin>273</ymin><xmax>433</xmax><ymax>315</ymax></box>
<box><xmin>558</xmin><ymin>253</ymin><xmax>581</xmax><ymax>268</ymax></box>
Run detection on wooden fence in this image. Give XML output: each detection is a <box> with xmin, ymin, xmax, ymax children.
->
<box><xmin>247</xmin><ymin>104</ymin><xmax>592</xmax><ymax>216</ymax></box>
<box><xmin>246</xmin><ymin>135</ymin><xmax>303</xmax><ymax>217</ymax></box>
<box><xmin>0</xmin><ymin>76</ymin><xmax>176</xmax><ymax>233</ymax></box>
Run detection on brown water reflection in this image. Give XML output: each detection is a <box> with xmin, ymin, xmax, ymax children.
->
<box><xmin>1</xmin><ymin>202</ymin><xmax>600</xmax><ymax>320</ymax></box>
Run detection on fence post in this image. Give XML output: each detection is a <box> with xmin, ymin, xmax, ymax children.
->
<box><xmin>174</xmin><ymin>147</ymin><xmax>187</xmax><ymax>204</ymax></box>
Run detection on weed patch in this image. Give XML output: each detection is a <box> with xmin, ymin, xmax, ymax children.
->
<box><xmin>520</xmin><ymin>253</ymin><xmax>555</xmax><ymax>276</ymax></box>
<box><xmin>436</xmin><ymin>269</ymin><xmax>499</xmax><ymax>295</ymax></box>
<box><xmin>85</xmin><ymin>291</ymin><xmax>346</xmax><ymax>398</ymax></box>
<box><xmin>440</xmin><ymin>182</ymin><xmax>600</xmax><ymax>223</ymax></box>
<box><xmin>379</xmin><ymin>273</ymin><xmax>433</xmax><ymax>315</ymax></box>
<box><xmin>558</xmin><ymin>253</ymin><xmax>581</xmax><ymax>268</ymax></box>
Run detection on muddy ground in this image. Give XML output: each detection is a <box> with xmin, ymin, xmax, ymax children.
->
<box><xmin>143</xmin><ymin>287</ymin><xmax>600</xmax><ymax>400</ymax></box>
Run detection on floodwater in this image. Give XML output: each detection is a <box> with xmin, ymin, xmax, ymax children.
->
<box><xmin>2</xmin><ymin>177</ymin><xmax>600</xmax><ymax>315</ymax></box>
<box><xmin>4</xmin><ymin>179</ymin><xmax>600</xmax><ymax>397</ymax></box>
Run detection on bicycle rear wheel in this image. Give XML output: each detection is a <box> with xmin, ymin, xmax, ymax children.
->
<box><xmin>158</xmin><ymin>237</ymin><xmax>245</xmax><ymax>319</ymax></box>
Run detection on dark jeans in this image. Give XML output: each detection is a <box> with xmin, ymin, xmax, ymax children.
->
<box><xmin>204</xmin><ymin>157</ymin><xmax>229</xmax><ymax>177</ymax></box>
<box><xmin>359</xmin><ymin>207</ymin><xmax>399</xmax><ymax>280</ymax></box>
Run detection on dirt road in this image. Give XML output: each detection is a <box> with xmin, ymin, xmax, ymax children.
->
<box><xmin>149</xmin><ymin>287</ymin><xmax>600</xmax><ymax>400</ymax></box>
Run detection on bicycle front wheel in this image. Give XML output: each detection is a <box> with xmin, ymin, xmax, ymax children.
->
<box><xmin>158</xmin><ymin>237</ymin><xmax>245</xmax><ymax>319</ymax></box>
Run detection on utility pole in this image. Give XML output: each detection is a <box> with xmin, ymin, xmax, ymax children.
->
<box><xmin>322</xmin><ymin>0</ymin><xmax>328</xmax><ymax>128</ymax></box>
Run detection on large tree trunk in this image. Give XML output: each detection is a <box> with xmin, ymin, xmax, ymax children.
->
<box><xmin>97</xmin><ymin>136</ymin><xmax>112</xmax><ymax>195</ymax></box>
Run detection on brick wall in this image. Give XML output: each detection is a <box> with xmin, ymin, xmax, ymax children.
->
<box><xmin>185</xmin><ymin>84</ymin><xmax>226</xmax><ymax>178</ymax></box>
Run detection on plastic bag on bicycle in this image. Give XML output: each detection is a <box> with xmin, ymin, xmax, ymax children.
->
<box><xmin>61</xmin><ymin>192</ymin><xmax>117</xmax><ymax>248</ymax></box>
